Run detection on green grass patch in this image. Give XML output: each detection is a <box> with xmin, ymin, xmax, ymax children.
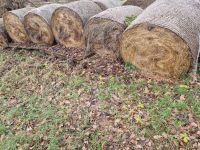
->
<box><xmin>125</xmin><ymin>15</ymin><xmax>137</xmax><ymax>26</ymax></box>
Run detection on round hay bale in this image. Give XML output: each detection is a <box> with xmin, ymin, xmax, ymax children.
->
<box><xmin>123</xmin><ymin>0</ymin><xmax>155</xmax><ymax>9</ymax></box>
<box><xmin>84</xmin><ymin>6</ymin><xmax>143</xmax><ymax>59</ymax></box>
<box><xmin>3</xmin><ymin>7</ymin><xmax>34</xmax><ymax>43</ymax></box>
<box><xmin>120</xmin><ymin>0</ymin><xmax>200</xmax><ymax>78</ymax></box>
<box><xmin>51</xmin><ymin>0</ymin><xmax>102</xmax><ymax>48</ymax></box>
<box><xmin>24</xmin><ymin>4</ymin><xmax>62</xmax><ymax>46</ymax></box>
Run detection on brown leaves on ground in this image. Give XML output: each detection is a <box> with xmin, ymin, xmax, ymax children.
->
<box><xmin>0</xmin><ymin>48</ymin><xmax>199</xmax><ymax>149</ymax></box>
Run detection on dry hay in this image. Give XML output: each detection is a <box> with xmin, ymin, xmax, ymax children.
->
<box><xmin>120</xmin><ymin>0</ymin><xmax>200</xmax><ymax>79</ymax></box>
<box><xmin>84</xmin><ymin>6</ymin><xmax>142</xmax><ymax>59</ymax></box>
<box><xmin>51</xmin><ymin>0</ymin><xmax>102</xmax><ymax>48</ymax></box>
<box><xmin>51</xmin><ymin>7</ymin><xmax>84</xmax><ymax>48</ymax></box>
<box><xmin>24</xmin><ymin>13</ymin><xmax>54</xmax><ymax>45</ymax></box>
<box><xmin>24</xmin><ymin>4</ymin><xmax>61</xmax><ymax>46</ymax></box>
<box><xmin>3</xmin><ymin>7</ymin><xmax>34</xmax><ymax>43</ymax></box>
<box><xmin>121</xmin><ymin>24</ymin><xmax>191</xmax><ymax>78</ymax></box>
<box><xmin>84</xmin><ymin>19</ymin><xmax>124</xmax><ymax>59</ymax></box>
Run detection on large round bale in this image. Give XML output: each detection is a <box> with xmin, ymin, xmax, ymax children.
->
<box><xmin>84</xmin><ymin>6</ymin><xmax>143</xmax><ymax>59</ymax></box>
<box><xmin>91</xmin><ymin>0</ymin><xmax>123</xmax><ymax>10</ymax></box>
<box><xmin>24</xmin><ymin>4</ymin><xmax>62</xmax><ymax>46</ymax></box>
<box><xmin>51</xmin><ymin>0</ymin><xmax>102</xmax><ymax>48</ymax></box>
<box><xmin>123</xmin><ymin>0</ymin><xmax>155</xmax><ymax>9</ymax></box>
<box><xmin>3</xmin><ymin>7</ymin><xmax>34</xmax><ymax>43</ymax></box>
<box><xmin>120</xmin><ymin>0</ymin><xmax>200</xmax><ymax>78</ymax></box>
<box><xmin>0</xmin><ymin>18</ymin><xmax>9</xmax><ymax>49</ymax></box>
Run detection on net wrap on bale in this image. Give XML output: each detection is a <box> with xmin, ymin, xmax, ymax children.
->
<box><xmin>3</xmin><ymin>7</ymin><xmax>34</xmax><ymax>43</ymax></box>
<box><xmin>51</xmin><ymin>0</ymin><xmax>102</xmax><ymax>48</ymax></box>
<box><xmin>24</xmin><ymin>4</ymin><xmax>62</xmax><ymax>45</ymax></box>
<box><xmin>120</xmin><ymin>0</ymin><xmax>200</xmax><ymax>78</ymax></box>
<box><xmin>84</xmin><ymin>5</ymin><xmax>143</xmax><ymax>59</ymax></box>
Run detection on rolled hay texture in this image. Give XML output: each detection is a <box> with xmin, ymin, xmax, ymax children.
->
<box><xmin>51</xmin><ymin>0</ymin><xmax>102</xmax><ymax>48</ymax></box>
<box><xmin>24</xmin><ymin>4</ymin><xmax>62</xmax><ymax>46</ymax></box>
<box><xmin>0</xmin><ymin>18</ymin><xmax>9</xmax><ymax>49</ymax></box>
<box><xmin>91</xmin><ymin>0</ymin><xmax>123</xmax><ymax>10</ymax></box>
<box><xmin>120</xmin><ymin>0</ymin><xmax>200</xmax><ymax>78</ymax></box>
<box><xmin>3</xmin><ymin>7</ymin><xmax>34</xmax><ymax>43</ymax></box>
<box><xmin>84</xmin><ymin>6</ymin><xmax>143</xmax><ymax>59</ymax></box>
<box><xmin>123</xmin><ymin>0</ymin><xmax>155</xmax><ymax>9</ymax></box>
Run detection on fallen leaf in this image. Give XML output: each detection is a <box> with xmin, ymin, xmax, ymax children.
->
<box><xmin>180</xmin><ymin>133</ymin><xmax>190</xmax><ymax>143</ymax></box>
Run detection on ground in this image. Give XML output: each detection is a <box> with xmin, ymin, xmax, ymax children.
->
<box><xmin>0</xmin><ymin>48</ymin><xmax>199</xmax><ymax>149</ymax></box>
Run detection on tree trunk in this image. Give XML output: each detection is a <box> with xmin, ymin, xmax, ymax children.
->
<box><xmin>123</xmin><ymin>0</ymin><xmax>155</xmax><ymax>9</ymax></box>
<box><xmin>24</xmin><ymin>4</ymin><xmax>62</xmax><ymax>46</ymax></box>
<box><xmin>120</xmin><ymin>0</ymin><xmax>200</xmax><ymax>78</ymax></box>
<box><xmin>0</xmin><ymin>18</ymin><xmax>9</xmax><ymax>49</ymax></box>
<box><xmin>91</xmin><ymin>0</ymin><xmax>123</xmax><ymax>10</ymax></box>
<box><xmin>3</xmin><ymin>7</ymin><xmax>34</xmax><ymax>43</ymax></box>
<box><xmin>84</xmin><ymin>6</ymin><xmax>142</xmax><ymax>59</ymax></box>
<box><xmin>51</xmin><ymin>0</ymin><xmax>102</xmax><ymax>48</ymax></box>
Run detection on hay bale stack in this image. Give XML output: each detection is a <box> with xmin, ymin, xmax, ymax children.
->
<box><xmin>123</xmin><ymin>0</ymin><xmax>155</xmax><ymax>9</ymax></box>
<box><xmin>0</xmin><ymin>18</ymin><xmax>9</xmax><ymax>49</ymax></box>
<box><xmin>3</xmin><ymin>7</ymin><xmax>34</xmax><ymax>43</ymax></box>
<box><xmin>51</xmin><ymin>0</ymin><xmax>102</xmax><ymax>48</ymax></box>
<box><xmin>24</xmin><ymin>4</ymin><xmax>62</xmax><ymax>46</ymax></box>
<box><xmin>120</xmin><ymin>0</ymin><xmax>200</xmax><ymax>78</ymax></box>
<box><xmin>91</xmin><ymin>0</ymin><xmax>123</xmax><ymax>10</ymax></box>
<box><xmin>84</xmin><ymin>6</ymin><xmax>143</xmax><ymax>59</ymax></box>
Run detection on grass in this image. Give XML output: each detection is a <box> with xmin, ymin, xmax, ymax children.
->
<box><xmin>125</xmin><ymin>15</ymin><xmax>137</xmax><ymax>26</ymax></box>
<box><xmin>0</xmin><ymin>49</ymin><xmax>199</xmax><ymax>149</ymax></box>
